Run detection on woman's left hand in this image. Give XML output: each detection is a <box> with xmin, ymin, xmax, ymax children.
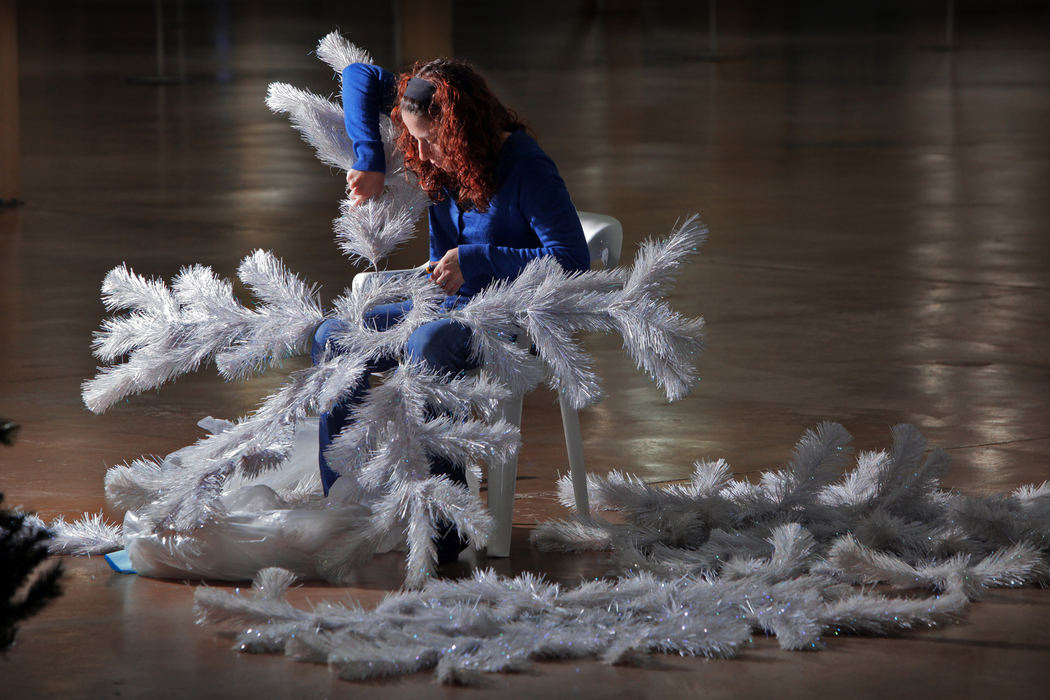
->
<box><xmin>430</xmin><ymin>248</ymin><xmax>464</xmax><ymax>295</ymax></box>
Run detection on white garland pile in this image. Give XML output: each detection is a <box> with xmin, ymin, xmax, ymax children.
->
<box><xmin>538</xmin><ymin>423</ymin><xmax>1050</xmax><ymax>573</ymax></box>
<box><xmin>535</xmin><ymin>423</ymin><xmax>1049</xmax><ymax>586</ymax></box>
<box><xmin>56</xmin><ymin>32</ymin><xmax>709</xmax><ymax>588</ymax></box>
<box><xmin>192</xmin><ymin>424</ymin><xmax>1049</xmax><ymax>685</ymax></box>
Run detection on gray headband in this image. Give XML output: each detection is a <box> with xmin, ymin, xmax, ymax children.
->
<box><xmin>404</xmin><ymin>76</ymin><xmax>436</xmax><ymax>104</ymax></box>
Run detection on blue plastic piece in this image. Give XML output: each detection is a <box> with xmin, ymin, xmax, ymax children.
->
<box><xmin>104</xmin><ymin>549</ymin><xmax>137</xmax><ymax>574</ymax></box>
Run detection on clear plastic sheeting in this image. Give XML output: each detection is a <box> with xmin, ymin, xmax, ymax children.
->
<box><xmin>122</xmin><ymin>419</ymin><xmax>374</xmax><ymax>582</ymax></box>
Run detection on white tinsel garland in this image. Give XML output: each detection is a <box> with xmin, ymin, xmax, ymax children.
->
<box><xmin>534</xmin><ymin>422</ymin><xmax>1049</xmax><ymax>588</ymax></box>
<box><xmin>82</xmin><ymin>250</ymin><xmax>325</xmax><ymax>413</ymax></box>
<box><xmin>66</xmin><ymin>208</ymin><xmax>707</xmax><ymax>584</ymax></box>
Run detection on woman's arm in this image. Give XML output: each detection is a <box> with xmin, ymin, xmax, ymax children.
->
<box><xmin>457</xmin><ymin>155</ymin><xmax>591</xmax><ymax>288</ymax></box>
<box><xmin>341</xmin><ymin>63</ymin><xmax>397</xmax><ymax>203</ymax></box>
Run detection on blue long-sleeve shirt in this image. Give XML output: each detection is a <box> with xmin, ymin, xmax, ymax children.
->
<box><xmin>341</xmin><ymin>63</ymin><xmax>589</xmax><ymax>296</ymax></box>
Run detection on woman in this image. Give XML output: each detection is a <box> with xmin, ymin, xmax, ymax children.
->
<box><xmin>313</xmin><ymin>59</ymin><xmax>590</xmax><ymax>561</ymax></box>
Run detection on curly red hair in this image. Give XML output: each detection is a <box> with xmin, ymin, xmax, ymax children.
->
<box><xmin>392</xmin><ymin>59</ymin><xmax>525</xmax><ymax>212</ymax></box>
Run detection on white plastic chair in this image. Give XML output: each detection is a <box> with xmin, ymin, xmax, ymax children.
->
<box><xmin>351</xmin><ymin>211</ymin><xmax>623</xmax><ymax>557</ymax></box>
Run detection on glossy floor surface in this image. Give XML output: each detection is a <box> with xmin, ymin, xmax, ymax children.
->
<box><xmin>3</xmin><ymin>1</ymin><xmax>1049</xmax><ymax>697</ymax></box>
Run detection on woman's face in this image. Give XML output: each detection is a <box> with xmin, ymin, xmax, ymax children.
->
<box><xmin>401</xmin><ymin>110</ymin><xmax>446</xmax><ymax>171</ymax></box>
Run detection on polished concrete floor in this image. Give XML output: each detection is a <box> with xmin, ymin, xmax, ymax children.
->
<box><xmin>3</xmin><ymin>1</ymin><xmax>1049</xmax><ymax>697</ymax></box>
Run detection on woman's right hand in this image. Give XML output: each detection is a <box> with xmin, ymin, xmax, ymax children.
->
<box><xmin>346</xmin><ymin>169</ymin><xmax>385</xmax><ymax>206</ymax></box>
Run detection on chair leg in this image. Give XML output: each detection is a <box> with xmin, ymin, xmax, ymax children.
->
<box><xmin>485</xmin><ymin>390</ymin><xmax>524</xmax><ymax>558</ymax></box>
<box><xmin>558</xmin><ymin>393</ymin><xmax>590</xmax><ymax>520</ymax></box>
<box><xmin>465</xmin><ymin>466</ymin><xmax>481</xmax><ymax>501</ymax></box>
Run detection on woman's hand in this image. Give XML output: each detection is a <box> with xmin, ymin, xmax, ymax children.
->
<box><xmin>346</xmin><ymin>169</ymin><xmax>385</xmax><ymax>206</ymax></box>
<box><xmin>430</xmin><ymin>248</ymin><xmax>464</xmax><ymax>295</ymax></box>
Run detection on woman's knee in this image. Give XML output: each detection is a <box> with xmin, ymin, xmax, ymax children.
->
<box><xmin>404</xmin><ymin>320</ymin><xmax>475</xmax><ymax>374</ymax></box>
<box><xmin>364</xmin><ymin>300</ymin><xmax>413</xmax><ymax>331</ymax></box>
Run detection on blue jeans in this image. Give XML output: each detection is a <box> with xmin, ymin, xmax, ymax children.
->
<box><xmin>311</xmin><ymin>298</ymin><xmax>477</xmax><ymax>495</ymax></box>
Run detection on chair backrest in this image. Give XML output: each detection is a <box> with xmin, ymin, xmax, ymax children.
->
<box><xmin>577</xmin><ymin>211</ymin><xmax>623</xmax><ymax>269</ymax></box>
